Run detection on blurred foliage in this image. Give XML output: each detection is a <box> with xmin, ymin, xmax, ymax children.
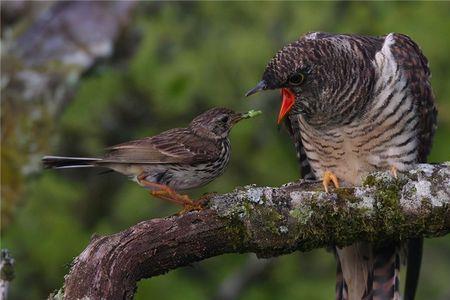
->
<box><xmin>2</xmin><ymin>2</ymin><xmax>450</xmax><ymax>299</ymax></box>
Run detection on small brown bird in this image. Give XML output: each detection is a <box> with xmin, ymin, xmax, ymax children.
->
<box><xmin>43</xmin><ymin>107</ymin><xmax>261</xmax><ymax>211</ymax></box>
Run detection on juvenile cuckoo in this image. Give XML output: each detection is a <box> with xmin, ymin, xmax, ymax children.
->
<box><xmin>246</xmin><ymin>32</ymin><xmax>437</xmax><ymax>300</ymax></box>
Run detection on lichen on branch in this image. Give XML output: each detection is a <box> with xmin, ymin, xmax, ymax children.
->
<box><xmin>59</xmin><ymin>163</ymin><xmax>449</xmax><ymax>300</ymax></box>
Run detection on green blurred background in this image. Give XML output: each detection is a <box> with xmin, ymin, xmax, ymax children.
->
<box><xmin>2</xmin><ymin>2</ymin><xmax>450</xmax><ymax>299</ymax></box>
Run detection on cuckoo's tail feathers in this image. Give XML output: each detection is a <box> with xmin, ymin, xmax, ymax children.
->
<box><xmin>42</xmin><ymin>156</ymin><xmax>101</xmax><ymax>169</ymax></box>
<box><xmin>372</xmin><ymin>243</ymin><xmax>400</xmax><ymax>300</ymax></box>
<box><xmin>335</xmin><ymin>253</ymin><xmax>348</xmax><ymax>300</ymax></box>
<box><xmin>404</xmin><ymin>238</ymin><xmax>423</xmax><ymax>300</ymax></box>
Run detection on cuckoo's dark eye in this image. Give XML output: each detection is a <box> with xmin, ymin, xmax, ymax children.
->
<box><xmin>288</xmin><ymin>73</ymin><xmax>305</xmax><ymax>86</ymax></box>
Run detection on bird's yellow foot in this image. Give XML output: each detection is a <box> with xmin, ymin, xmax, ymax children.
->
<box><xmin>322</xmin><ymin>170</ymin><xmax>339</xmax><ymax>193</ymax></box>
<box><xmin>390</xmin><ymin>165</ymin><xmax>398</xmax><ymax>179</ymax></box>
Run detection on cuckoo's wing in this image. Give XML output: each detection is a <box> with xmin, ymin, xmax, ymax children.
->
<box><xmin>389</xmin><ymin>33</ymin><xmax>437</xmax><ymax>300</ymax></box>
<box><xmin>389</xmin><ymin>33</ymin><xmax>437</xmax><ymax>163</ymax></box>
<box><xmin>102</xmin><ymin>128</ymin><xmax>219</xmax><ymax>165</ymax></box>
<box><xmin>283</xmin><ymin>115</ymin><xmax>316</xmax><ymax>180</ymax></box>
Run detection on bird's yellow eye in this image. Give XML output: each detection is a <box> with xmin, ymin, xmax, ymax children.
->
<box><xmin>288</xmin><ymin>73</ymin><xmax>304</xmax><ymax>86</ymax></box>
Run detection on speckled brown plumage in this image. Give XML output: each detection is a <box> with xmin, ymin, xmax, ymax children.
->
<box><xmin>248</xmin><ymin>32</ymin><xmax>437</xmax><ymax>300</ymax></box>
<box><xmin>43</xmin><ymin>108</ymin><xmax>252</xmax><ymax>207</ymax></box>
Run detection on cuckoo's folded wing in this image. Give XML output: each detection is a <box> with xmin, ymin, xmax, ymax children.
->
<box><xmin>389</xmin><ymin>33</ymin><xmax>437</xmax><ymax>163</ymax></box>
<box><xmin>389</xmin><ymin>33</ymin><xmax>437</xmax><ymax>300</ymax></box>
<box><xmin>283</xmin><ymin>115</ymin><xmax>316</xmax><ymax>180</ymax></box>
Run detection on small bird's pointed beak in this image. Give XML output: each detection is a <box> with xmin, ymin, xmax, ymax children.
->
<box><xmin>245</xmin><ymin>80</ymin><xmax>267</xmax><ymax>97</ymax></box>
<box><xmin>232</xmin><ymin>110</ymin><xmax>262</xmax><ymax>124</ymax></box>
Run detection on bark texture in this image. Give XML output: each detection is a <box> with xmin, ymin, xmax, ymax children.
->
<box><xmin>60</xmin><ymin>163</ymin><xmax>450</xmax><ymax>299</ymax></box>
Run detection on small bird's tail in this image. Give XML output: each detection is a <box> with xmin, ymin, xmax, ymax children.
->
<box><xmin>42</xmin><ymin>156</ymin><xmax>101</xmax><ymax>169</ymax></box>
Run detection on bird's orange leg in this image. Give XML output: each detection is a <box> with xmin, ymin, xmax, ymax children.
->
<box><xmin>151</xmin><ymin>189</ymin><xmax>186</xmax><ymax>205</ymax></box>
<box><xmin>137</xmin><ymin>175</ymin><xmax>203</xmax><ymax>212</ymax></box>
<box><xmin>322</xmin><ymin>170</ymin><xmax>340</xmax><ymax>193</ymax></box>
<box><xmin>390</xmin><ymin>165</ymin><xmax>398</xmax><ymax>179</ymax></box>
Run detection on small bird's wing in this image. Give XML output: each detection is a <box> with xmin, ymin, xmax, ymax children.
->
<box><xmin>102</xmin><ymin>128</ymin><xmax>219</xmax><ymax>164</ymax></box>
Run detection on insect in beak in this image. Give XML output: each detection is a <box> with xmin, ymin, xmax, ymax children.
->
<box><xmin>231</xmin><ymin>110</ymin><xmax>262</xmax><ymax>125</ymax></box>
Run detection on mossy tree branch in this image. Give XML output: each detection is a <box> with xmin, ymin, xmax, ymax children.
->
<box><xmin>59</xmin><ymin>163</ymin><xmax>450</xmax><ymax>300</ymax></box>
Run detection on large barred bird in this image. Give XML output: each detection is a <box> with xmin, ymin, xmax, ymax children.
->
<box><xmin>246</xmin><ymin>32</ymin><xmax>437</xmax><ymax>299</ymax></box>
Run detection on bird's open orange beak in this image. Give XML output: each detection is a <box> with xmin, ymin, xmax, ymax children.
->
<box><xmin>277</xmin><ymin>88</ymin><xmax>295</xmax><ymax>124</ymax></box>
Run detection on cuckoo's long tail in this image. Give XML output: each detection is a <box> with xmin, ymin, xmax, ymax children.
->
<box><xmin>372</xmin><ymin>243</ymin><xmax>400</xmax><ymax>300</ymax></box>
<box><xmin>335</xmin><ymin>254</ymin><xmax>348</xmax><ymax>300</ymax></box>
<box><xmin>404</xmin><ymin>238</ymin><xmax>423</xmax><ymax>300</ymax></box>
<box><xmin>336</xmin><ymin>242</ymin><xmax>401</xmax><ymax>300</ymax></box>
<box><xmin>42</xmin><ymin>156</ymin><xmax>101</xmax><ymax>169</ymax></box>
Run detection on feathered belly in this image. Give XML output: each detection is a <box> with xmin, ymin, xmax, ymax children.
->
<box><xmin>298</xmin><ymin>108</ymin><xmax>419</xmax><ymax>185</ymax></box>
<box><xmin>159</xmin><ymin>163</ymin><xmax>228</xmax><ymax>191</ymax></box>
<box><xmin>137</xmin><ymin>156</ymin><xmax>230</xmax><ymax>191</ymax></box>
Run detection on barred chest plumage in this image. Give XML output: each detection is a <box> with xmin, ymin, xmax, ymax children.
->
<box><xmin>297</xmin><ymin>38</ymin><xmax>419</xmax><ymax>185</ymax></box>
<box><xmin>253</xmin><ymin>32</ymin><xmax>436</xmax><ymax>300</ymax></box>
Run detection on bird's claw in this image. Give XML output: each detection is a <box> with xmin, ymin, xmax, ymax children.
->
<box><xmin>390</xmin><ymin>165</ymin><xmax>398</xmax><ymax>179</ymax></box>
<box><xmin>322</xmin><ymin>170</ymin><xmax>339</xmax><ymax>193</ymax></box>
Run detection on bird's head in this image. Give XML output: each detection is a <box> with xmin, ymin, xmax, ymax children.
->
<box><xmin>190</xmin><ymin>107</ymin><xmax>261</xmax><ymax>140</ymax></box>
<box><xmin>246</xmin><ymin>33</ymin><xmax>374</xmax><ymax>128</ymax></box>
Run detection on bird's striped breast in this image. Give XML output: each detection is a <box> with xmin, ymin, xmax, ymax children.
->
<box><xmin>164</xmin><ymin>138</ymin><xmax>231</xmax><ymax>190</ymax></box>
<box><xmin>298</xmin><ymin>35</ymin><xmax>420</xmax><ymax>185</ymax></box>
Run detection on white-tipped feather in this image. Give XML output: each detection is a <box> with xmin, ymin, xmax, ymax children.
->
<box><xmin>42</xmin><ymin>156</ymin><xmax>100</xmax><ymax>161</ymax></box>
<box><xmin>42</xmin><ymin>156</ymin><xmax>102</xmax><ymax>169</ymax></box>
<box><xmin>52</xmin><ymin>165</ymin><xmax>96</xmax><ymax>169</ymax></box>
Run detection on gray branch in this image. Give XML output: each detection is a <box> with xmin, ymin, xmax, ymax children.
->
<box><xmin>58</xmin><ymin>163</ymin><xmax>450</xmax><ymax>299</ymax></box>
<box><xmin>0</xmin><ymin>250</ymin><xmax>15</xmax><ymax>300</ymax></box>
